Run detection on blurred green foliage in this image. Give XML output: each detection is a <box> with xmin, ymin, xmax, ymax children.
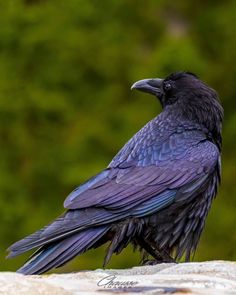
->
<box><xmin>0</xmin><ymin>0</ymin><xmax>236</xmax><ymax>273</ymax></box>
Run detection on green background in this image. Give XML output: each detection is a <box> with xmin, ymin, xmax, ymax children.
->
<box><xmin>0</xmin><ymin>0</ymin><xmax>236</xmax><ymax>273</ymax></box>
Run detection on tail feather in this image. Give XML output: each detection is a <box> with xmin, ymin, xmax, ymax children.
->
<box><xmin>8</xmin><ymin>228</ymin><xmax>49</xmax><ymax>258</ymax></box>
<box><xmin>17</xmin><ymin>226</ymin><xmax>109</xmax><ymax>275</ymax></box>
<box><xmin>7</xmin><ymin>226</ymin><xmax>82</xmax><ymax>259</ymax></box>
<box><xmin>8</xmin><ymin>208</ymin><xmax>118</xmax><ymax>259</ymax></box>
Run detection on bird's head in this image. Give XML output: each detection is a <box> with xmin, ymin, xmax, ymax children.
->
<box><xmin>131</xmin><ymin>71</ymin><xmax>223</xmax><ymax>149</ymax></box>
<box><xmin>132</xmin><ymin>71</ymin><xmax>217</xmax><ymax>108</ymax></box>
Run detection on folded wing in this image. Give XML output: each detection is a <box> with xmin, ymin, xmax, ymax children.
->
<box><xmin>8</xmin><ymin>130</ymin><xmax>219</xmax><ymax>258</ymax></box>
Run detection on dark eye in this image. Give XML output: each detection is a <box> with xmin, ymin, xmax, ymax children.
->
<box><xmin>163</xmin><ymin>82</ymin><xmax>172</xmax><ymax>92</ymax></box>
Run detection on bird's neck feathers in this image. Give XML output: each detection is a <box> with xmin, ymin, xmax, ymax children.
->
<box><xmin>164</xmin><ymin>87</ymin><xmax>223</xmax><ymax>150</ymax></box>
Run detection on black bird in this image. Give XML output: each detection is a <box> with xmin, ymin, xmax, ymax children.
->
<box><xmin>7</xmin><ymin>72</ymin><xmax>223</xmax><ymax>275</ymax></box>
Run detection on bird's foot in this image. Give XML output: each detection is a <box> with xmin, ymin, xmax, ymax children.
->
<box><xmin>142</xmin><ymin>259</ymin><xmax>161</xmax><ymax>266</ymax></box>
<box><xmin>142</xmin><ymin>258</ymin><xmax>177</xmax><ymax>266</ymax></box>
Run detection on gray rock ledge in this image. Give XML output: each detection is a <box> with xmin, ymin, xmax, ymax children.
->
<box><xmin>1</xmin><ymin>261</ymin><xmax>236</xmax><ymax>295</ymax></box>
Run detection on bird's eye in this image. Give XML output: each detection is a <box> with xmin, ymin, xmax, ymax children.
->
<box><xmin>163</xmin><ymin>82</ymin><xmax>172</xmax><ymax>92</ymax></box>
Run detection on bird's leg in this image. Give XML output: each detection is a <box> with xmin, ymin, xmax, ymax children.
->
<box><xmin>137</xmin><ymin>238</ymin><xmax>165</xmax><ymax>262</ymax></box>
<box><xmin>147</xmin><ymin>239</ymin><xmax>176</xmax><ymax>263</ymax></box>
<box><xmin>136</xmin><ymin>237</ymin><xmax>176</xmax><ymax>265</ymax></box>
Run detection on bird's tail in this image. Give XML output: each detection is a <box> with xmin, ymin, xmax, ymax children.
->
<box><xmin>10</xmin><ymin>226</ymin><xmax>109</xmax><ymax>275</ymax></box>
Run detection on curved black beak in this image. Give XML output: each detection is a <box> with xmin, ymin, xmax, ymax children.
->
<box><xmin>131</xmin><ymin>78</ymin><xmax>164</xmax><ymax>97</ymax></box>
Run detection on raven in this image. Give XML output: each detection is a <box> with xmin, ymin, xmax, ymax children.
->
<box><xmin>7</xmin><ymin>72</ymin><xmax>223</xmax><ymax>275</ymax></box>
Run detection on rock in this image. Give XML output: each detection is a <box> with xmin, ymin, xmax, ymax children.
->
<box><xmin>0</xmin><ymin>261</ymin><xmax>236</xmax><ymax>295</ymax></box>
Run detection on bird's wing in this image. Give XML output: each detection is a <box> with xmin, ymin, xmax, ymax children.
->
<box><xmin>64</xmin><ymin>130</ymin><xmax>219</xmax><ymax>213</ymax></box>
<box><xmin>8</xmin><ymin>131</ymin><xmax>219</xmax><ymax>256</ymax></box>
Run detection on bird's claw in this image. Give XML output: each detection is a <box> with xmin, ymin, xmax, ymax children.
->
<box><xmin>142</xmin><ymin>259</ymin><xmax>177</xmax><ymax>266</ymax></box>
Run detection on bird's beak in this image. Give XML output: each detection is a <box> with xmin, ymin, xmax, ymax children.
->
<box><xmin>131</xmin><ymin>78</ymin><xmax>164</xmax><ymax>97</ymax></box>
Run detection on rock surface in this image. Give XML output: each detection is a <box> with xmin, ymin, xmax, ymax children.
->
<box><xmin>1</xmin><ymin>261</ymin><xmax>236</xmax><ymax>295</ymax></box>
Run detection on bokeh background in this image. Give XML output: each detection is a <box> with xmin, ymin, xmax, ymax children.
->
<box><xmin>1</xmin><ymin>0</ymin><xmax>236</xmax><ymax>273</ymax></box>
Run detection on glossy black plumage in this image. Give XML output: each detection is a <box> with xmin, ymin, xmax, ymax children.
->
<box><xmin>7</xmin><ymin>72</ymin><xmax>223</xmax><ymax>274</ymax></box>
